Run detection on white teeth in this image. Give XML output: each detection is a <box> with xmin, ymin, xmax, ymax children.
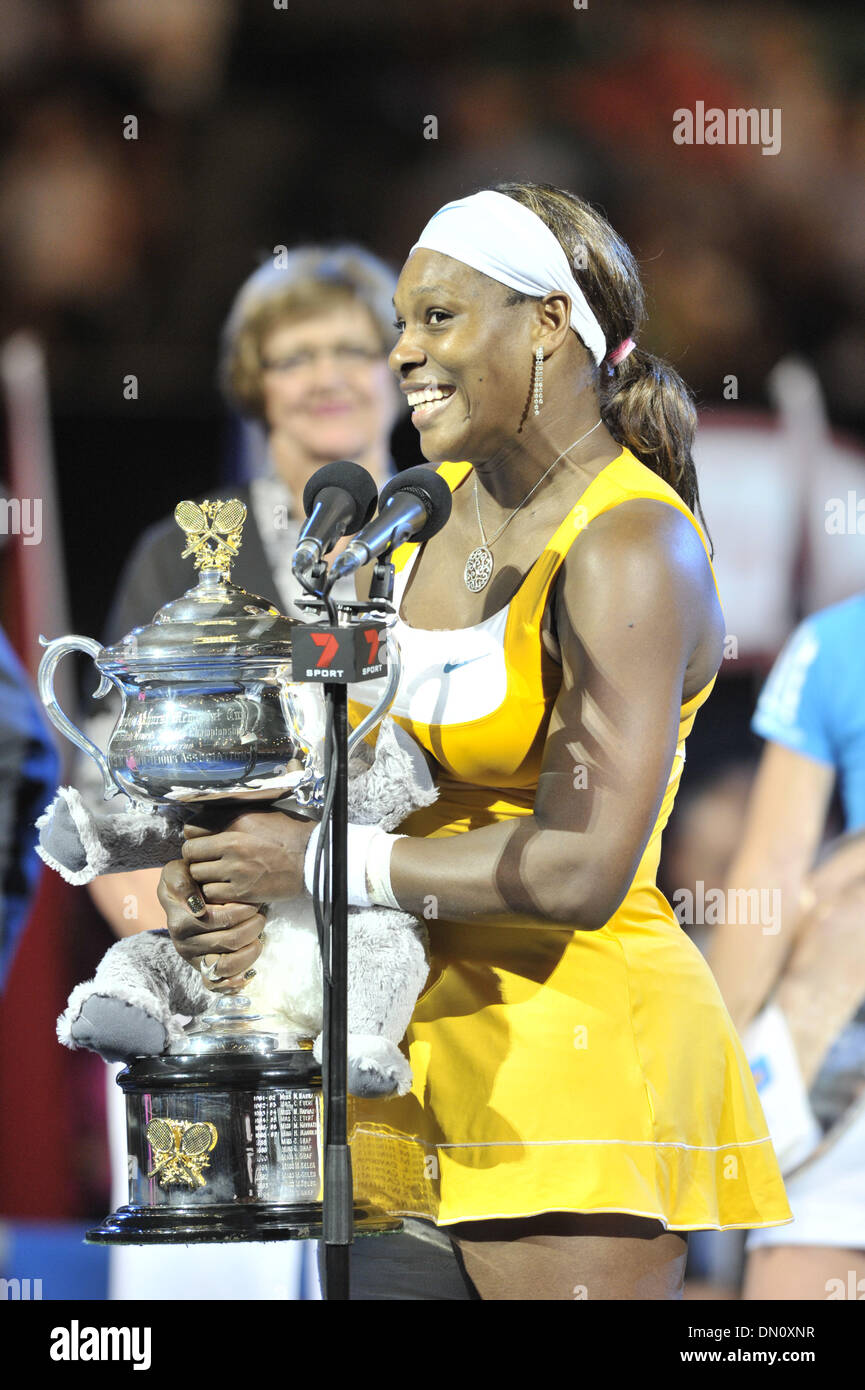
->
<box><xmin>407</xmin><ymin>386</ymin><xmax>452</xmax><ymax>408</ymax></box>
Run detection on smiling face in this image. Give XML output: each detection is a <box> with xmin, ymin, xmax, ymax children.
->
<box><xmin>259</xmin><ymin>300</ymin><xmax>398</xmax><ymax>463</ymax></box>
<box><xmin>390</xmin><ymin>249</ymin><xmax>538</xmax><ymax>464</ymax></box>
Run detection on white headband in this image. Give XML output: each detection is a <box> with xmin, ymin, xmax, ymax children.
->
<box><xmin>410</xmin><ymin>189</ymin><xmax>607</xmax><ymax>367</ymax></box>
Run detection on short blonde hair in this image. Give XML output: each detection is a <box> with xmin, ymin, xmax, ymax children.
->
<box><xmin>220</xmin><ymin>245</ymin><xmax>398</xmax><ymax>422</ymax></box>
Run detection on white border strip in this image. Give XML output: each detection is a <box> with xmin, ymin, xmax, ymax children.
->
<box><xmin>352</xmin><ymin>1127</ymin><xmax>776</xmax><ymax>1154</ymax></box>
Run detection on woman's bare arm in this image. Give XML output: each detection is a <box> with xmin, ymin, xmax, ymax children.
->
<box><xmin>87</xmin><ymin>867</ymin><xmax>165</xmax><ymax>938</ymax></box>
<box><xmin>801</xmin><ymin>823</ymin><xmax>865</xmax><ymax>906</ymax></box>
<box><xmin>708</xmin><ymin>741</ymin><xmax>835</xmax><ymax>1032</ymax></box>
<box><xmin>775</xmin><ymin>868</ymin><xmax>865</xmax><ymax>1085</ymax></box>
<box><xmin>389</xmin><ymin>500</ymin><xmax>722</xmax><ymax>927</ymax></box>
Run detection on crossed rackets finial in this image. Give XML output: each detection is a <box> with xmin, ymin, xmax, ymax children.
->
<box><xmin>174</xmin><ymin>498</ymin><xmax>247</xmax><ymax>580</ymax></box>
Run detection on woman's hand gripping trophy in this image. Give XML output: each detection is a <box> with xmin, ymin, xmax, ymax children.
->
<box><xmin>157</xmin><ymin>809</ymin><xmax>316</xmax><ymax>992</ymax></box>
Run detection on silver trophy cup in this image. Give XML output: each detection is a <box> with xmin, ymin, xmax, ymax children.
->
<box><xmin>38</xmin><ymin>499</ymin><xmax>399</xmax><ymax>1242</ymax></box>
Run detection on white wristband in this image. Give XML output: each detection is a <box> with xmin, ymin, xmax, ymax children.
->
<box><xmin>364</xmin><ymin>828</ymin><xmax>406</xmax><ymax>910</ymax></box>
<box><xmin>303</xmin><ymin>822</ymin><xmax>406</xmax><ymax>909</ymax></box>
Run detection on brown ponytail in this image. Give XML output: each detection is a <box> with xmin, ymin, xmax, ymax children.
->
<box><xmin>492</xmin><ymin>181</ymin><xmax>713</xmax><ymax>557</ymax></box>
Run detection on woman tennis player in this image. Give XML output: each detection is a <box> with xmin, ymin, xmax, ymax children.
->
<box><xmin>158</xmin><ymin>183</ymin><xmax>792</xmax><ymax>1300</ymax></box>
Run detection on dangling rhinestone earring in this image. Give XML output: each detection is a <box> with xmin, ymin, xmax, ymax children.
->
<box><xmin>533</xmin><ymin>345</ymin><xmax>544</xmax><ymax>416</ymax></box>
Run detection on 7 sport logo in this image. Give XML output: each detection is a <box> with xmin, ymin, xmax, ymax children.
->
<box><xmin>312</xmin><ymin>633</ymin><xmax>339</xmax><ymax>668</ymax></box>
<box><xmin>362</xmin><ymin>628</ymin><xmax>382</xmax><ymax>669</ymax></box>
<box><xmin>292</xmin><ymin>624</ymin><xmax>387</xmax><ymax>683</ymax></box>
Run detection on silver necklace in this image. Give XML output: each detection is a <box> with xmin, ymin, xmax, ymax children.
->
<box><xmin>464</xmin><ymin>419</ymin><xmax>603</xmax><ymax>592</ymax></box>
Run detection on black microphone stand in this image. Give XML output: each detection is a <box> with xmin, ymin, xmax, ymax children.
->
<box><xmin>323</xmin><ymin>669</ymin><xmax>351</xmax><ymax>1300</ymax></box>
<box><xmin>292</xmin><ymin>551</ymin><xmax>396</xmax><ymax>1302</ymax></box>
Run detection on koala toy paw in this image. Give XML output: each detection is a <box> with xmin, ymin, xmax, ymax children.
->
<box><xmin>313</xmin><ymin>1031</ymin><xmax>414</xmax><ymax>1098</ymax></box>
<box><xmin>68</xmin><ymin>995</ymin><xmax>168</xmax><ymax>1064</ymax></box>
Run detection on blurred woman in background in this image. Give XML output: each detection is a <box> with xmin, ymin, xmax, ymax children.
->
<box><xmin>82</xmin><ymin>243</ymin><xmax>401</xmax><ymax>938</ymax></box>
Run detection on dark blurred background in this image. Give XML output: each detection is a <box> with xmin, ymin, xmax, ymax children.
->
<box><xmin>0</xmin><ymin>0</ymin><xmax>863</xmax><ymax>1298</ymax></box>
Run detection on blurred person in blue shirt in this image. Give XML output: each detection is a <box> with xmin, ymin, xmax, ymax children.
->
<box><xmin>0</xmin><ymin>622</ymin><xmax>60</xmax><ymax>989</ymax></box>
<box><xmin>711</xmin><ymin>593</ymin><xmax>865</xmax><ymax>1299</ymax></box>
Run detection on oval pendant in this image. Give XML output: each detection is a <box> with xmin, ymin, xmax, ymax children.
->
<box><xmin>464</xmin><ymin>546</ymin><xmax>494</xmax><ymax>592</ymax></box>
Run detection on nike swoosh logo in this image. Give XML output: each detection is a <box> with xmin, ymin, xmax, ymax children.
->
<box><xmin>443</xmin><ymin>655</ymin><xmax>486</xmax><ymax>673</ymax></box>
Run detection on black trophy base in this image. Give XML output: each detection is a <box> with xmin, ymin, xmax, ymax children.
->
<box><xmin>86</xmin><ymin>1201</ymin><xmax>402</xmax><ymax>1245</ymax></box>
<box><xmin>102</xmin><ymin>1050</ymin><xmax>403</xmax><ymax>1246</ymax></box>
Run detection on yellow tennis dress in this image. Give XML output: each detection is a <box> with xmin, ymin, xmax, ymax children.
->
<box><xmin>347</xmin><ymin>446</ymin><xmax>793</xmax><ymax>1233</ymax></box>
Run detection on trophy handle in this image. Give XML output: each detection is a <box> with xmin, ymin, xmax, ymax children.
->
<box><xmin>277</xmin><ymin>677</ymin><xmax>327</xmax><ymax>808</ymax></box>
<box><xmin>37</xmin><ymin>634</ymin><xmax>122</xmax><ymax>799</ymax></box>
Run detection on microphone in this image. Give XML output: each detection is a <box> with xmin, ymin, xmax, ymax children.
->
<box><xmin>328</xmin><ymin>465</ymin><xmax>453</xmax><ymax>580</ymax></box>
<box><xmin>291</xmin><ymin>460</ymin><xmax>378</xmax><ymax>577</ymax></box>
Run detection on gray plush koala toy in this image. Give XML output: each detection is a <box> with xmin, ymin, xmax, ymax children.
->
<box><xmin>40</xmin><ymin>718</ymin><xmax>436</xmax><ymax>1098</ymax></box>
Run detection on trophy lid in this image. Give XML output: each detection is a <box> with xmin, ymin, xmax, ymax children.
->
<box><xmin>99</xmin><ymin>498</ymin><xmax>300</xmax><ymax>670</ymax></box>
